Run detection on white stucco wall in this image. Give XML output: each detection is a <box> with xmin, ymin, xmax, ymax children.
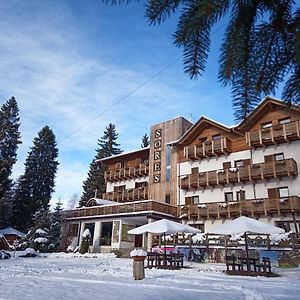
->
<box><xmin>177</xmin><ymin>140</ymin><xmax>300</xmax><ymax>205</ymax></box>
<box><xmin>106</xmin><ymin>176</ymin><xmax>149</xmax><ymax>192</ymax></box>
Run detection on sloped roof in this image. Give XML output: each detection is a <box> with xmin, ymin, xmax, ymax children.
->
<box><xmin>0</xmin><ymin>227</ymin><xmax>25</xmax><ymax>237</ymax></box>
<box><xmin>177</xmin><ymin>116</ymin><xmax>240</xmax><ymax>145</ymax></box>
<box><xmin>237</xmin><ymin>96</ymin><xmax>300</xmax><ymax>132</ymax></box>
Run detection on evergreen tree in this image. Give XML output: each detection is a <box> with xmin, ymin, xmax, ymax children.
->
<box><xmin>80</xmin><ymin>123</ymin><xmax>123</xmax><ymax>207</ymax></box>
<box><xmin>109</xmin><ymin>1</ymin><xmax>300</xmax><ymax>121</ymax></box>
<box><xmin>0</xmin><ymin>180</ymin><xmax>17</xmax><ymax>226</ymax></box>
<box><xmin>141</xmin><ymin>133</ymin><xmax>150</xmax><ymax>148</ymax></box>
<box><xmin>11</xmin><ymin>126</ymin><xmax>59</xmax><ymax>231</ymax></box>
<box><xmin>0</xmin><ymin>97</ymin><xmax>21</xmax><ymax>223</ymax></box>
<box><xmin>48</xmin><ymin>200</ymin><xmax>63</xmax><ymax>251</ymax></box>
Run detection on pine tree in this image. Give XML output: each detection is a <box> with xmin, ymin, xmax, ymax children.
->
<box><xmin>141</xmin><ymin>133</ymin><xmax>150</xmax><ymax>148</ymax></box>
<box><xmin>11</xmin><ymin>126</ymin><xmax>59</xmax><ymax>231</ymax></box>
<box><xmin>48</xmin><ymin>200</ymin><xmax>63</xmax><ymax>251</ymax></box>
<box><xmin>0</xmin><ymin>97</ymin><xmax>21</xmax><ymax>223</ymax></box>
<box><xmin>109</xmin><ymin>1</ymin><xmax>300</xmax><ymax>121</ymax></box>
<box><xmin>80</xmin><ymin>123</ymin><xmax>122</xmax><ymax>207</ymax></box>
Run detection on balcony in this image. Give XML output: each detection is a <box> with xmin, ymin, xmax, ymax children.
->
<box><xmin>105</xmin><ymin>163</ymin><xmax>149</xmax><ymax>182</ymax></box>
<box><xmin>184</xmin><ymin>138</ymin><xmax>232</xmax><ymax>160</ymax></box>
<box><xmin>246</xmin><ymin>120</ymin><xmax>300</xmax><ymax>148</ymax></box>
<box><xmin>102</xmin><ymin>186</ymin><xmax>149</xmax><ymax>202</ymax></box>
<box><xmin>64</xmin><ymin>200</ymin><xmax>177</xmax><ymax>219</ymax></box>
<box><xmin>180</xmin><ymin>196</ymin><xmax>300</xmax><ymax>220</ymax></box>
<box><xmin>179</xmin><ymin>158</ymin><xmax>298</xmax><ymax>190</ymax></box>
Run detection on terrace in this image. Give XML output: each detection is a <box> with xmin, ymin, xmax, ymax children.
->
<box><xmin>180</xmin><ymin>196</ymin><xmax>300</xmax><ymax>220</ymax></box>
<box><xmin>105</xmin><ymin>163</ymin><xmax>149</xmax><ymax>182</ymax></box>
<box><xmin>64</xmin><ymin>199</ymin><xmax>178</xmax><ymax>220</ymax></box>
<box><xmin>184</xmin><ymin>137</ymin><xmax>232</xmax><ymax>160</ymax></box>
<box><xmin>102</xmin><ymin>186</ymin><xmax>149</xmax><ymax>202</ymax></box>
<box><xmin>179</xmin><ymin>158</ymin><xmax>298</xmax><ymax>190</ymax></box>
<box><xmin>246</xmin><ymin>120</ymin><xmax>300</xmax><ymax>148</ymax></box>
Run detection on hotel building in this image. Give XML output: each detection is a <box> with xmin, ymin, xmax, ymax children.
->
<box><xmin>65</xmin><ymin>97</ymin><xmax>300</xmax><ymax>254</ymax></box>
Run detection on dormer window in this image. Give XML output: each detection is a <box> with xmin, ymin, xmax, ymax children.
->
<box><xmin>261</xmin><ymin>122</ymin><xmax>272</xmax><ymax>129</ymax></box>
<box><xmin>212</xmin><ymin>134</ymin><xmax>221</xmax><ymax>140</ymax></box>
<box><xmin>279</xmin><ymin>118</ymin><xmax>291</xmax><ymax>125</ymax></box>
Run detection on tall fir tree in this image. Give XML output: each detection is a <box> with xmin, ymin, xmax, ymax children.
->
<box><xmin>48</xmin><ymin>200</ymin><xmax>63</xmax><ymax>251</ymax></box>
<box><xmin>141</xmin><ymin>133</ymin><xmax>150</xmax><ymax>148</ymax></box>
<box><xmin>0</xmin><ymin>97</ymin><xmax>21</xmax><ymax>224</ymax></box>
<box><xmin>80</xmin><ymin>123</ymin><xmax>122</xmax><ymax>207</ymax></box>
<box><xmin>11</xmin><ymin>126</ymin><xmax>59</xmax><ymax>231</ymax></box>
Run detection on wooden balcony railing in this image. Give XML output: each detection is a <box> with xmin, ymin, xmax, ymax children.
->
<box><xmin>105</xmin><ymin>164</ymin><xmax>149</xmax><ymax>182</ymax></box>
<box><xmin>246</xmin><ymin>120</ymin><xmax>300</xmax><ymax>147</ymax></box>
<box><xmin>103</xmin><ymin>187</ymin><xmax>149</xmax><ymax>202</ymax></box>
<box><xmin>180</xmin><ymin>196</ymin><xmax>300</xmax><ymax>220</ymax></box>
<box><xmin>184</xmin><ymin>138</ymin><xmax>232</xmax><ymax>160</ymax></box>
<box><xmin>64</xmin><ymin>200</ymin><xmax>177</xmax><ymax>219</ymax></box>
<box><xmin>179</xmin><ymin>158</ymin><xmax>298</xmax><ymax>190</ymax></box>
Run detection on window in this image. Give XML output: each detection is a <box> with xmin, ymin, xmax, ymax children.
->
<box><xmin>135</xmin><ymin>181</ymin><xmax>148</xmax><ymax>188</ymax></box>
<box><xmin>261</xmin><ymin>122</ymin><xmax>272</xmax><ymax>129</ymax></box>
<box><xmin>234</xmin><ymin>160</ymin><xmax>244</xmax><ymax>168</ymax></box>
<box><xmin>100</xmin><ymin>222</ymin><xmax>113</xmax><ymax>246</ymax></box>
<box><xmin>165</xmin><ymin>194</ymin><xmax>171</xmax><ymax>204</ymax></box>
<box><xmin>236</xmin><ymin>190</ymin><xmax>245</xmax><ymax>201</ymax></box>
<box><xmin>190</xmin><ymin>223</ymin><xmax>205</xmax><ymax>232</ymax></box>
<box><xmin>276</xmin><ymin>221</ymin><xmax>291</xmax><ymax>232</ymax></box>
<box><xmin>166</xmin><ymin>145</ymin><xmax>171</xmax><ymax>182</ymax></box>
<box><xmin>84</xmin><ymin>223</ymin><xmax>95</xmax><ymax>245</ymax></box>
<box><xmin>212</xmin><ymin>134</ymin><xmax>221</xmax><ymax>140</ymax></box>
<box><xmin>274</xmin><ymin>153</ymin><xmax>284</xmax><ymax>161</ymax></box>
<box><xmin>278</xmin><ymin>187</ymin><xmax>289</xmax><ymax>198</ymax></box>
<box><xmin>279</xmin><ymin>118</ymin><xmax>291</xmax><ymax>125</ymax></box>
<box><xmin>192</xmin><ymin>196</ymin><xmax>199</xmax><ymax>204</ymax></box>
<box><xmin>225</xmin><ymin>192</ymin><xmax>233</xmax><ymax>202</ymax></box>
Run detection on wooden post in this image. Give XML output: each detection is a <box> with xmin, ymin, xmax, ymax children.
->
<box><xmin>132</xmin><ymin>257</ymin><xmax>146</xmax><ymax>280</ymax></box>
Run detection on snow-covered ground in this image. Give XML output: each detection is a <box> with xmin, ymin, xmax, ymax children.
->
<box><xmin>0</xmin><ymin>252</ymin><xmax>299</xmax><ymax>300</ymax></box>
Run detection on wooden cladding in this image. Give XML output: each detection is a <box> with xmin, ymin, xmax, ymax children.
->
<box><xmin>180</xmin><ymin>196</ymin><xmax>300</xmax><ymax>220</ymax></box>
<box><xmin>184</xmin><ymin>137</ymin><xmax>232</xmax><ymax>160</ymax></box>
<box><xmin>246</xmin><ymin>120</ymin><xmax>300</xmax><ymax>147</ymax></box>
<box><xmin>64</xmin><ymin>200</ymin><xmax>178</xmax><ymax>219</ymax></box>
<box><xmin>103</xmin><ymin>187</ymin><xmax>149</xmax><ymax>202</ymax></box>
<box><xmin>179</xmin><ymin>158</ymin><xmax>298</xmax><ymax>190</ymax></box>
<box><xmin>105</xmin><ymin>163</ymin><xmax>149</xmax><ymax>182</ymax></box>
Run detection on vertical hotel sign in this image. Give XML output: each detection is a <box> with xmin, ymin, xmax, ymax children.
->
<box><xmin>153</xmin><ymin>128</ymin><xmax>162</xmax><ymax>183</ymax></box>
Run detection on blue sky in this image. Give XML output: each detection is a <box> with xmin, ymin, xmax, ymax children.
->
<box><xmin>0</xmin><ymin>0</ymin><xmax>282</xmax><ymax>208</ymax></box>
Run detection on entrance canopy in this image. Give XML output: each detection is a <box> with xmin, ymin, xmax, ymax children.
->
<box><xmin>128</xmin><ymin>219</ymin><xmax>201</xmax><ymax>235</ymax></box>
<box><xmin>210</xmin><ymin>216</ymin><xmax>285</xmax><ymax>235</ymax></box>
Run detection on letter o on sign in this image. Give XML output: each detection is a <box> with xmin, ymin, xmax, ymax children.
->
<box><xmin>154</xmin><ymin>140</ymin><xmax>161</xmax><ymax>149</ymax></box>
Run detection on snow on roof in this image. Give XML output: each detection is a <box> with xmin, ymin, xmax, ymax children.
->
<box><xmin>0</xmin><ymin>227</ymin><xmax>25</xmax><ymax>237</ymax></box>
<box><xmin>93</xmin><ymin>198</ymin><xmax>117</xmax><ymax>205</ymax></box>
<box><xmin>96</xmin><ymin>147</ymin><xmax>150</xmax><ymax>162</ymax></box>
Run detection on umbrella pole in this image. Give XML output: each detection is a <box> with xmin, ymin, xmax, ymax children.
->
<box><xmin>244</xmin><ymin>233</ymin><xmax>250</xmax><ymax>271</ymax></box>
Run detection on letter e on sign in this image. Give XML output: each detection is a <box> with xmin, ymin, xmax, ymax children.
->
<box><xmin>154</xmin><ymin>162</ymin><xmax>161</xmax><ymax>171</ymax></box>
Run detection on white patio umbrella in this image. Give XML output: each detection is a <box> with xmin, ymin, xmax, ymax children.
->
<box><xmin>210</xmin><ymin>216</ymin><xmax>285</xmax><ymax>269</ymax></box>
<box><xmin>128</xmin><ymin>219</ymin><xmax>200</xmax><ymax>256</ymax></box>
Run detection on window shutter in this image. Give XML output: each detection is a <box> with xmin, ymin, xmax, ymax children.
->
<box><xmin>191</xmin><ymin>167</ymin><xmax>198</xmax><ymax>174</ymax></box>
<box><xmin>267</xmin><ymin>188</ymin><xmax>279</xmax><ymax>199</ymax></box>
<box><xmin>185</xmin><ymin>197</ymin><xmax>192</xmax><ymax>205</ymax></box>
<box><xmin>243</xmin><ymin>159</ymin><xmax>251</xmax><ymax>166</ymax></box>
<box><xmin>240</xmin><ymin>190</ymin><xmax>245</xmax><ymax>200</ymax></box>
<box><xmin>264</xmin><ymin>155</ymin><xmax>274</xmax><ymax>163</ymax></box>
<box><xmin>223</xmin><ymin>162</ymin><xmax>231</xmax><ymax>169</ymax></box>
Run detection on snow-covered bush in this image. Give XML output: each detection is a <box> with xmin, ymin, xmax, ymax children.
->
<box><xmin>0</xmin><ymin>250</ymin><xmax>11</xmax><ymax>259</ymax></box>
<box><xmin>80</xmin><ymin>229</ymin><xmax>91</xmax><ymax>254</ymax></box>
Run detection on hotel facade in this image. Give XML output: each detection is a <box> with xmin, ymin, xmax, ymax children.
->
<box><xmin>65</xmin><ymin>97</ymin><xmax>300</xmax><ymax>254</ymax></box>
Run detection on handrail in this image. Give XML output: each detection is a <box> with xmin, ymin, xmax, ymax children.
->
<box><xmin>179</xmin><ymin>158</ymin><xmax>297</xmax><ymax>189</ymax></box>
